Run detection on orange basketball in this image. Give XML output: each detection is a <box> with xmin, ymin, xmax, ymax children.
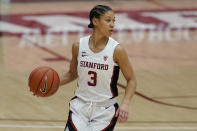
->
<box><xmin>28</xmin><ymin>66</ymin><xmax>60</xmax><ymax>97</ymax></box>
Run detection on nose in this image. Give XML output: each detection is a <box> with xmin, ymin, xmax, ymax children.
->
<box><xmin>110</xmin><ymin>21</ymin><xmax>114</xmax><ymax>28</ymax></box>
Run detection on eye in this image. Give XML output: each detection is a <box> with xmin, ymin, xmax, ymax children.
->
<box><xmin>106</xmin><ymin>19</ymin><xmax>111</xmax><ymax>22</ymax></box>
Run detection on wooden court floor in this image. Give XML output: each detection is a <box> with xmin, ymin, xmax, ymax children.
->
<box><xmin>0</xmin><ymin>0</ymin><xmax>197</xmax><ymax>131</ymax></box>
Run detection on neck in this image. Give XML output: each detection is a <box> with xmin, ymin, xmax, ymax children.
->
<box><xmin>91</xmin><ymin>31</ymin><xmax>108</xmax><ymax>46</ymax></box>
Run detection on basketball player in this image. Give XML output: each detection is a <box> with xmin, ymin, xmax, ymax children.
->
<box><xmin>60</xmin><ymin>5</ymin><xmax>137</xmax><ymax>131</ymax></box>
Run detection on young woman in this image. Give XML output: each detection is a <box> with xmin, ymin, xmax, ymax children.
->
<box><xmin>60</xmin><ymin>5</ymin><xmax>137</xmax><ymax>131</ymax></box>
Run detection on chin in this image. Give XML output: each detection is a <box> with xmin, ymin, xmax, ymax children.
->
<box><xmin>107</xmin><ymin>33</ymin><xmax>112</xmax><ymax>37</ymax></box>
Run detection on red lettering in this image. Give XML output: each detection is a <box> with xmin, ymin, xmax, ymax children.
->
<box><xmin>79</xmin><ymin>61</ymin><xmax>108</xmax><ymax>70</ymax></box>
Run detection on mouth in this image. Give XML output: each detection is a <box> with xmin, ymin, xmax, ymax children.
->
<box><xmin>109</xmin><ymin>29</ymin><xmax>114</xmax><ymax>34</ymax></box>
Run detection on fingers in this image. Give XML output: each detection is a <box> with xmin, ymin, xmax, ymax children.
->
<box><xmin>115</xmin><ymin>103</ymin><xmax>129</xmax><ymax>123</ymax></box>
<box><xmin>118</xmin><ymin>110</ymin><xmax>128</xmax><ymax>123</ymax></box>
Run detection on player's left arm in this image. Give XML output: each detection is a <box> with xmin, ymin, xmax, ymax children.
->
<box><xmin>114</xmin><ymin>44</ymin><xmax>137</xmax><ymax>123</ymax></box>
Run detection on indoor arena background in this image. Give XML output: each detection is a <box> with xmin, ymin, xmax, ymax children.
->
<box><xmin>0</xmin><ymin>0</ymin><xmax>197</xmax><ymax>131</ymax></box>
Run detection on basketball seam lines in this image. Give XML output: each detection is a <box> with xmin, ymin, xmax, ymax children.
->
<box><xmin>44</xmin><ymin>70</ymin><xmax>54</xmax><ymax>97</ymax></box>
<box><xmin>35</xmin><ymin>69</ymin><xmax>51</xmax><ymax>96</ymax></box>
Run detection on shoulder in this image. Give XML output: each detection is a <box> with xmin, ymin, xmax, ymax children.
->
<box><xmin>72</xmin><ymin>40</ymin><xmax>79</xmax><ymax>57</ymax></box>
<box><xmin>114</xmin><ymin>44</ymin><xmax>127</xmax><ymax>63</ymax></box>
<box><xmin>73</xmin><ymin>41</ymin><xmax>79</xmax><ymax>50</ymax></box>
<box><xmin>114</xmin><ymin>44</ymin><xmax>124</xmax><ymax>54</ymax></box>
<box><xmin>72</xmin><ymin>35</ymin><xmax>90</xmax><ymax>53</ymax></box>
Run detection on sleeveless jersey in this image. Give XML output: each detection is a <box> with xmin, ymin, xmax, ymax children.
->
<box><xmin>75</xmin><ymin>35</ymin><xmax>120</xmax><ymax>102</ymax></box>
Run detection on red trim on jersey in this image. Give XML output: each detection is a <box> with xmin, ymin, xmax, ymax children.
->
<box><xmin>110</xmin><ymin>66</ymin><xmax>119</xmax><ymax>98</ymax></box>
<box><xmin>69</xmin><ymin>111</ymin><xmax>78</xmax><ymax>131</ymax></box>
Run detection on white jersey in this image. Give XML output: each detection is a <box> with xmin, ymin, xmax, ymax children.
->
<box><xmin>75</xmin><ymin>35</ymin><xmax>120</xmax><ymax>102</ymax></box>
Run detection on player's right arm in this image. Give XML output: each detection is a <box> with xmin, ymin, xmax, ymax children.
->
<box><xmin>60</xmin><ymin>41</ymin><xmax>79</xmax><ymax>86</ymax></box>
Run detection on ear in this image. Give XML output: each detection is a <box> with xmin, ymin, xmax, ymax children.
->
<box><xmin>92</xmin><ymin>17</ymin><xmax>99</xmax><ymax>27</ymax></box>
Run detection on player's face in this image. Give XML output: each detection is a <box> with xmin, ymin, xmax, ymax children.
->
<box><xmin>97</xmin><ymin>11</ymin><xmax>115</xmax><ymax>37</ymax></box>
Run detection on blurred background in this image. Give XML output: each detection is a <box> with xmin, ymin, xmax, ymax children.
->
<box><xmin>0</xmin><ymin>0</ymin><xmax>197</xmax><ymax>131</ymax></box>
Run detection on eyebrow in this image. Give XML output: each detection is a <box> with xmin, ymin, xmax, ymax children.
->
<box><xmin>105</xmin><ymin>16</ymin><xmax>115</xmax><ymax>19</ymax></box>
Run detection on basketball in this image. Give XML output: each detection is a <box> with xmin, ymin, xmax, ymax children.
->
<box><xmin>28</xmin><ymin>66</ymin><xmax>60</xmax><ymax>97</ymax></box>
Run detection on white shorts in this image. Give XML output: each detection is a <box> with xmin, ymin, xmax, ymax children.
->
<box><xmin>64</xmin><ymin>96</ymin><xmax>119</xmax><ymax>131</ymax></box>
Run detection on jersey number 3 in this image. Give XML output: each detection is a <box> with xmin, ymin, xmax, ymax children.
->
<box><xmin>88</xmin><ymin>71</ymin><xmax>97</xmax><ymax>86</ymax></box>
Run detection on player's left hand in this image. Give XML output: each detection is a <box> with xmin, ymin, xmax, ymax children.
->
<box><xmin>115</xmin><ymin>103</ymin><xmax>129</xmax><ymax>123</ymax></box>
